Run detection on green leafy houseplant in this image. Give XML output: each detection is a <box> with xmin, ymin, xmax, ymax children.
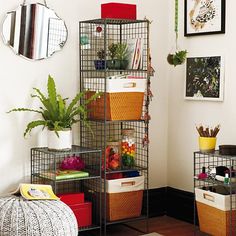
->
<box><xmin>107</xmin><ymin>42</ymin><xmax>128</xmax><ymax>70</ymax></box>
<box><xmin>167</xmin><ymin>50</ymin><xmax>188</xmax><ymax>67</ymax></box>
<box><xmin>8</xmin><ymin>75</ymin><xmax>100</xmax><ymax>137</ymax></box>
<box><xmin>167</xmin><ymin>0</ymin><xmax>188</xmax><ymax>67</ymax></box>
<box><xmin>115</xmin><ymin>43</ymin><xmax>128</xmax><ymax>60</ymax></box>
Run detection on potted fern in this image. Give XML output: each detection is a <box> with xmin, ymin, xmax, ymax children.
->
<box><xmin>8</xmin><ymin>75</ymin><xmax>100</xmax><ymax>150</ymax></box>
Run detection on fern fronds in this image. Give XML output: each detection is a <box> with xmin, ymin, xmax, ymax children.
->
<box><xmin>24</xmin><ymin>120</ymin><xmax>47</xmax><ymax>137</ymax></box>
<box><xmin>47</xmin><ymin>75</ymin><xmax>58</xmax><ymax>114</ymax></box>
<box><xmin>7</xmin><ymin>108</ymin><xmax>42</xmax><ymax>114</ymax></box>
<box><xmin>66</xmin><ymin>91</ymin><xmax>85</xmax><ymax>117</ymax></box>
<box><xmin>58</xmin><ymin>95</ymin><xmax>66</xmax><ymax>120</ymax></box>
<box><xmin>8</xmin><ymin>75</ymin><xmax>99</xmax><ymax>137</ymax></box>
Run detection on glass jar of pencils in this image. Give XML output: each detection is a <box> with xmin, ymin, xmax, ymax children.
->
<box><xmin>199</xmin><ymin>137</ymin><xmax>216</xmax><ymax>153</ymax></box>
<box><xmin>196</xmin><ymin>125</ymin><xmax>220</xmax><ymax>153</ymax></box>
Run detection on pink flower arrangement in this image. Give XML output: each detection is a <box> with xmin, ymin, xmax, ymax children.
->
<box><xmin>60</xmin><ymin>156</ymin><xmax>85</xmax><ymax>170</ymax></box>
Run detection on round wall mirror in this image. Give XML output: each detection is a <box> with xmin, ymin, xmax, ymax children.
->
<box><xmin>2</xmin><ymin>3</ymin><xmax>68</xmax><ymax>60</ymax></box>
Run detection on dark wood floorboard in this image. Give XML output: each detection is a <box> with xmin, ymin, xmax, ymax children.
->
<box><xmin>82</xmin><ymin>216</ymin><xmax>208</xmax><ymax>236</ymax></box>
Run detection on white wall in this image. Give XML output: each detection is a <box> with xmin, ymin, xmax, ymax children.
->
<box><xmin>0</xmin><ymin>0</ymin><xmax>169</xmax><ymax>194</ymax></box>
<box><xmin>168</xmin><ymin>0</ymin><xmax>236</xmax><ymax>192</ymax></box>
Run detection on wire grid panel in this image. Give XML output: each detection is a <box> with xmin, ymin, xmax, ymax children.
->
<box><xmin>194</xmin><ymin>151</ymin><xmax>236</xmax><ymax>234</ymax></box>
<box><xmin>82</xmin><ymin>179</ymin><xmax>102</xmax><ymax>225</ymax></box>
<box><xmin>82</xmin><ymin>75</ymin><xmax>148</xmax><ymax>121</ymax></box>
<box><xmin>31</xmin><ymin>146</ymin><xmax>102</xmax><ymax>231</ymax></box>
<box><xmin>79</xmin><ymin>18</ymin><xmax>149</xmax><ymax>231</ymax></box>
<box><xmin>79</xmin><ymin>19</ymin><xmax>148</xmax><ymax>71</ymax></box>
<box><xmin>31</xmin><ymin>147</ymin><xmax>102</xmax><ymax>195</ymax></box>
<box><xmin>79</xmin><ymin>19</ymin><xmax>149</xmax><ymax>122</ymax></box>
<box><xmin>81</xmin><ymin>121</ymin><xmax>148</xmax><ymax>176</ymax></box>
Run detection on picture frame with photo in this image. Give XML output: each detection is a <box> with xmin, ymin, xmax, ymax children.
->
<box><xmin>184</xmin><ymin>0</ymin><xmax>226</xmax><ymax>36</ymax></box>
<box><xmin>184</xmin><ymin>56</ymin><xmax>224</xmax><ymax>101</ymax></box>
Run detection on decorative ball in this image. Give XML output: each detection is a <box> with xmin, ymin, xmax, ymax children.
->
<box><xmin>0</xmin><ymin>195</ymin><xmax>78</xmax><ymax>236</ymax></box>
<box><xmin>60</xmin><ymin>156</ymin><xmax>85</xmax><ymax>171</ymax></box>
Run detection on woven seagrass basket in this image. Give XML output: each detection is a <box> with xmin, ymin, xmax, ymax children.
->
<box><xmin>197</xmin><ymin>202</ymin><xmax>236</xmax><ymax>236</ymax></box>
<box><xmin>106</xmin><ymin>190</ymin><xmax>143</xmax><ymax>221</ymax></box>
<box><xmin>86</xmin><ymin>91</ymin><xmax>144</xmax><ymax>120</ymax></box>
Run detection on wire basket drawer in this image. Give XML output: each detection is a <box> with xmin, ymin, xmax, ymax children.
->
<box><xmin>106</xmin><ymin>190</ymin><xmax>143</xmax><ymax>221</ymax></box>
<box><xmin>85</xmin><ymin>77</ymin><xmax>146</xmax><ymax>121</ymax></box>
<box><xmin>105</xmin><ymin>176</ymin><xmax>144</xmax><ymax>221</ymax></box>
<box><xmin>87</xmin><ymin>91</ymin><xmax>144</xmax><ymax>121</ymax></box>
<box><xmin>196</xmin><ymin>187</ymin><xmax>236</xmax><ymax>235</ymax></box>
<box><xmin>197</xmin><ymin>202</ymin><xmax>236</xmax><ymax>236</ymax></box>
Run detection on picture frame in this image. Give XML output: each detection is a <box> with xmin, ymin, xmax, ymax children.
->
<box><xmin>184</xmin><ymin>0</ymin><xmax>226</xmax><ymax>36</ymax></box>
<box><xmin>184</xmin><ymin>56</ymin><xmax>224</xmax><ymax>101</ymax></box>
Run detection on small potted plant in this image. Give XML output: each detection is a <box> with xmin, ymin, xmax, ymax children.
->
<box><xmin>8</xmin><ymin>75</ymin><xmax>100</xmax><ymax>150</ymax></box>
<box><xmin>116</xmin><ymin>43</ymin><xmax>129</xmax><ymax>70</ymax></box>
<box><xmin>107</xmin><ymin>43</ymin><xmax>128</xmax><ymax>70</ymax></box>
<box><xmin>167</xmin><ymin>50</ymin><xmax>188</xmax><ymax>67</ymax></box>
<box><xmin>94</xmin><ymin>49</ymin><xmax>106</xmax><ymax>70</ymax></box>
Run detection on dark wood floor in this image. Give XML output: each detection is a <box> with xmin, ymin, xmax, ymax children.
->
<box><xmin>82</xmin><ymin>216</ymin><xmax>207</xmax><ymax>236</ymax></box>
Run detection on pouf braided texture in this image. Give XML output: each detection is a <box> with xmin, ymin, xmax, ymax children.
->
<box><xmin>0</xmin><ymin>195</ymin><xmax>78</xmax><ymax>236</ymax></box>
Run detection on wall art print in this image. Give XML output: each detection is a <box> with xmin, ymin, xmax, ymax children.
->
<box><xmin>184</xmin><ymin>0</ymin><xmax>225</xmax><ymax>36</ymax></box>
<box><xmin>185</xmin><ymin>56</ymin><xmax>224</xmax><ymax>101</ymax></box>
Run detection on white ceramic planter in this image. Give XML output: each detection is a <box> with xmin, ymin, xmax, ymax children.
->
<box><xmin>47</xmin><ymin>129</ymin><xmax>72</xmax><ymax>150</ymax></box>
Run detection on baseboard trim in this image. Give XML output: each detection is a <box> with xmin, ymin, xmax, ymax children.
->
<box><xmin>143</xmin><ymin>187</ymin><xmax>166</xmax><ymax>217</ymax></box>
<box><xmin>147</xmin><ymin>187</ymin><xmax>195</xmax><ymax>224</ymax></box>
<box><xmin>166</xmin><ymin>187</ymin><xmax>194</xmax><ymax>224</ymax></box>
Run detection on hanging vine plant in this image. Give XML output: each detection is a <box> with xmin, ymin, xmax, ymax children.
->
<box><xmin>167</xmin><ymin>0</ymin><xmax>188</xmax><ymax>67</ymax></box>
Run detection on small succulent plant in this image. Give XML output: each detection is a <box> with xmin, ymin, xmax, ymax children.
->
<box><xmin>97</xmin><ymin>49</ymin><xmax>106</xmax><ymax>60</ymax></box>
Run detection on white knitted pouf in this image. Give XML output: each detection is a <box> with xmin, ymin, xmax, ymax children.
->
<box><xmin>0</xmin><ymin>195</ymin><xmax>78</xmax><ymax>236</ymax></box>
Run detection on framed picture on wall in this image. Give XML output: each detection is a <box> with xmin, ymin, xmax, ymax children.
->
<box><xmin>184</xmin><ymin>0</ymin><xmax>226</xmax><ymax>36</ymax></box>
<box><xmin>184</xmin><ymin>56</ymin><xmax>224</xmax><ymax>101</ymax></box>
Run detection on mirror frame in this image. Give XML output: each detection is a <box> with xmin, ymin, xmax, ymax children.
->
<box><xmin>2</xmin><ymin>3</ymin><xmax>68</xmax><ymax>60</ymax></box>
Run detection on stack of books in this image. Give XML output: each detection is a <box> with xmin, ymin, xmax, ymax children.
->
<box><xmin>40</xmin><ymin>170</ymin><xmax>89</xmax><ymax>180</ymax></box>
<box><xmin>127</xmin><ymin>38</ymin><xmax>144</xmax><ymax>70</ymax></box>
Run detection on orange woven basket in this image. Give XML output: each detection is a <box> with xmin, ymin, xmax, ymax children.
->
<box><xmin>197</xmin><ymin>202</ymin><xmax>236</xmax><ymax>236</ymax></box>
<box><xmin>86</xmin><ymin>91</ymin><xmax>144</xmax><ymax>120</ymax></box>
<box><xmin>106</xmin><ymin>190</ymin><xmax>143</xmax><ymax>221</ymax></box>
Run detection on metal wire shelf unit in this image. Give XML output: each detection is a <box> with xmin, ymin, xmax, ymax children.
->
<box><xmin>79</xmin><ymin>18</ymin><xmax>150</xmax><ymax>235</ymax></box>
<box><xmin>194</xmin><ymin>151</ymin><xmax>236</xmax><ymax>235</ymax></box>
<box><xmin>31</xmin><ymin>146</ymin><xmax>102</xmax><ymax>234</ymax></box>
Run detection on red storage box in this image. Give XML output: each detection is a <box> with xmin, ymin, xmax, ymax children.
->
<box><xmin>58</xmin><ymin>193</ymin><xmax>92</xmax><ymax>228</ymax></box>
<box><xmin>71</xmin><ymin>202</ymin><xmax>92</xmax><ymax>228</ymax></box>
<box><xmin>58</xmin><ymin>193</ymin><xmax>84</xmax><ymax>205</ymax></box>
<box><xmin>101</xmin><ymin>3</ymin><xmax>136</xmax><ymax>20</ymax></box>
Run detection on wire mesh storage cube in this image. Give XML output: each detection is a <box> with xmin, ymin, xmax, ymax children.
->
<box><xmin>194</xmin><ymin>151</ymin><xmax>236</xmax><ymax>236</ymax></box>
<box><xmin>79</xmin><ymin>18</ymin><xmax>150</xmax><ymax>235</ymax></box>
<box><xmin>31</xmin><ymin>145</ymin><xmax>102</xmax><ymax>234</ymax></box>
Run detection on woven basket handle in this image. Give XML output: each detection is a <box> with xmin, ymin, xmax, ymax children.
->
<box><xmin>121</xmin><ymin>180</ymin><xmax>143</xmax><ymax>188</ymax></box>
<box><xmin>121</xmin><ymin>181</ymin><xmax>135</xmax><ymax>187</ymax></box>
<box><xmin>203</xmin><ymin>193</ymin><xmax>215</xmax><ymax>202</ymax></box>
<box><xmin>123</xmin><ymin>82</ymin><xmax>136</xmax><ymax>88</ymax></box>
